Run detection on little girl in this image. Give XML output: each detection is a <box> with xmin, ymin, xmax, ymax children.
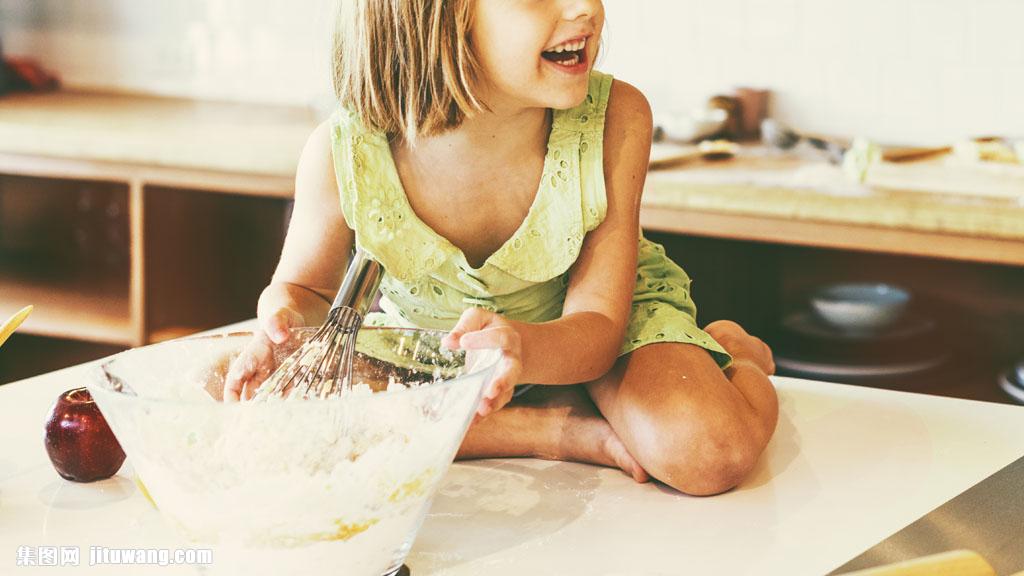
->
<box><xmin>226</xmin><ymin>0</ymin><xmax>778</xmax><ymax>496</ymax></box>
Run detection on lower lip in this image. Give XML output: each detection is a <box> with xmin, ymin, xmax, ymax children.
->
<box><xmin>542</xmin><ymin>51</ymin><xmax>589</xmax><ymax>75</ymax></box>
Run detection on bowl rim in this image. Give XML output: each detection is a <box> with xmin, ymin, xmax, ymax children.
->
<box><xmin>812</xmin><ymin>282</ymin><xmax>911</xmax><ymax>305</ymax></box>
<box><xmin>88</xmin><ymin>327</ymin><xmax>501</xmax><ymax>407</ymax></box>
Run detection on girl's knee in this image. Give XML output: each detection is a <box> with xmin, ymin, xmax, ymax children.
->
<box><xmin>642</xmin><ymin>413</ymin><xmax>762</xmax><ymax>496</ymax></box>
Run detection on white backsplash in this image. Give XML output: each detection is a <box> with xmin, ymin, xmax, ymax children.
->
<box><xmin>1</xmin><ymin>0</ymin><xmax>1021</xmax><ymax>144</ymax></box>
<box><xmin>0</xmin><ymin>0</ymin><xmax>337</xmax><ymax>107</ymax></box>
<box><xmin>600</xmin><ymin>0</ymin><xmax>1024</xmax><ymax>145</ymax></box>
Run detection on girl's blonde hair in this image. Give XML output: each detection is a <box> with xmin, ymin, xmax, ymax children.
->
<box><xmin>333</xmin><ymin>0</ymin><xmax>483</xmax><ymax>141</ymax></box>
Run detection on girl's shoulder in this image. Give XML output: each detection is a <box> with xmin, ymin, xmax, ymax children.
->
<box><xmin>601</xmin><ymin>78</ymin><xmax>653</xmax><ymax>175</ymax></box>
<box><xmin>554</xmin><ymin>72</ymin><xmax>651</xmax><ymax>141</ymax></box>
<box><xmin>604</xmin><ymin>78</ymin><xmax>653</xmax><ymax>143</ymax></box>
<box><xmin>589</xmin><ymin>66</ymin><xmax>651</xmax><ymax>127</ymax></box>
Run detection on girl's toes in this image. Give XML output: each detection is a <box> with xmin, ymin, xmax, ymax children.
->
<box><xmin>604</xmin><ymin>433</ymin><xmax>650</xmax><ymax>483</ymax></box>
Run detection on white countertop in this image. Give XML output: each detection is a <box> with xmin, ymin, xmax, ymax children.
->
<box><xmin>2</xmin><ymin>350</ymin><xmax>1024</xmax><ymax>575</ymax></box>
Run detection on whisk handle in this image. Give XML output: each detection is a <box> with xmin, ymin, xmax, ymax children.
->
<box><xmin>331</xmin><ymin>249</ymin><xmax>384</xmax><ymax>315</ymax></box>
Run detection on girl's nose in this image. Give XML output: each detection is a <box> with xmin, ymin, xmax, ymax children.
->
<box><xmin>561</xmin><ymin>0</ymin><xmax>602</xmax><ymax>21</ymax></box>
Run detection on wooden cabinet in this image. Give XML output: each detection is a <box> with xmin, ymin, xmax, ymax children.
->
<box><xmin>648</xmin><ymin>231</ymin><xmax>1024</xmax><ymax>405</ymax></box>
<box><xmin>1</xmin><ymin>175</ymin><xmax>131</xmax><ymax>344</ymax></box>
<box><xmin>0</xmin><ymin>91</ymin><xmax>317</xmax><ymax>384</ymax></box>
<box><xmin>0</xmin><ymin>155</ymin><xmax>291</xmax><ymax>384</ymax></box>
<box><xmin>142</xmin><ymin>185</ymin><xmax>288</xmax><ymax>342</ymax></box>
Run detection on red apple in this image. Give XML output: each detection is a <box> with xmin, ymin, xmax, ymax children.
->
<box><xmin>44</xmin><ymin>387</ymin><xmax>126</xmax><ymax>482</ymax></box>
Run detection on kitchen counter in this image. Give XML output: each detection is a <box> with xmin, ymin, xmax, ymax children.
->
<box><xmin>0</xmin><ymin>90</ymin><xmax>316</xmax><ymax>179</ymax></box>
<box><xmin>1</xmin><ymin>91</ymin><xmax>1022</xmax><ymax>263</ymax></box>
<box><xmin>2</xmin><ymin>337</ymin><xmax>1024</xmax><ymax>575</ymax></box>
<box><xmin>643</xmin><ymin>146</ymin><xmax>1024</xmax><ymax>266</ymax></box>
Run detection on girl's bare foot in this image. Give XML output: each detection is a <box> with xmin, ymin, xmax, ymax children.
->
<box><xmin>458</xmin><ymin>385</ymin><xmax>650</xmax><ymax>483</ymax></box>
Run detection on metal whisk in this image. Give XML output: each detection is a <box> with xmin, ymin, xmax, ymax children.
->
<box><xmin>253</xmin><ymin>250</ymin><xmax>383</xmax><ymax>400</ymax></box>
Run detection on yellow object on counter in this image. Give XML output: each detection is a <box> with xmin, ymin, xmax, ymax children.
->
<box><xmin>954</xmin><ymin>140</ymin><xmax>1019</xmax><ymax>164</ymax></box>
<box><xmin>0</xmin><ymin>305</ymin><xmax>33</xmax><ymax>349</ymax></box>
<box><xmin>133</xmin><ymin>474</ymin><xmax>157</xmax><ymax>509</ymax></box>
<box><xmin>838</xmin><ymin>550</ymin><xmax>996</xmax><ymax>576</ymax></box>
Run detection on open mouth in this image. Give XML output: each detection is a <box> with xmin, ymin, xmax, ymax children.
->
<box><xmin>541</xmin><ymin>37</ymin><xmax>588</xmax><ymax>68</ymax></box>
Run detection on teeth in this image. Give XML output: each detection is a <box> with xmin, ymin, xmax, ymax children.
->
<box><xmin>547</xmin><ymin>38</ymin><xmax>586</xmax><ymax>53</ymax></box>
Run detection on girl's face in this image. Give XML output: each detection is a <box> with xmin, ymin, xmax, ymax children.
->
<box><xmin>471</xmin><ymin>0</ymin><xmax>605</xmax><ymax>112</ymax></box>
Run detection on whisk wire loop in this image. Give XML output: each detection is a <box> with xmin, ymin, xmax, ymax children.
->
<box><xmin>253</xmin><ymin>251</ymin><xmax>382</xmax><ymax>401</ymax></box>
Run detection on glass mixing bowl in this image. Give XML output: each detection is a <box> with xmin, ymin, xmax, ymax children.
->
<box><xmin>87</xmin><ymin>327</ymin><xmax>499</xmax><ymax>576</ymax></box>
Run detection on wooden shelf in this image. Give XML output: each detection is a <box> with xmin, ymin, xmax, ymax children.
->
<box><xmin>1</xmin><ymin>174</ymin><xmax>134</xmax><ymax>347</ymax></box>
<box><xmin>0</xmin><ymin>165</ymin><xmax>288</xmax><ymax>363</ymax></box>
<box><xmin>0</xmin><ymin>273</ymin><xmax>132</xmax><ymax>345</ymax></box>
<box><xmin>0</xmin><ymin>96</ymin><xmax>300</xmax><ymax>383</ymax></box>
<box><xmin>143</xmin><ymin>185</ymin><xmax>287</xmax><ymax>343</ymax></box>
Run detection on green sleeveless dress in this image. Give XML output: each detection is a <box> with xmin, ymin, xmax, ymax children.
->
<box><xmin>329</xmin><ymin>71</ymin><xmax>731</xmax><ymax>372</ymax></box>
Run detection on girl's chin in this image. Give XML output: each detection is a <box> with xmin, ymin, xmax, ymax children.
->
<box><xmin>546</xmin><ymin>94</ymin><xmax>588</xmax><ymax>111</ymax></box>
<box><xmin>542</xmin><ymin>82</ymin><xmax>590</xmax><ymax>110</ymax></box>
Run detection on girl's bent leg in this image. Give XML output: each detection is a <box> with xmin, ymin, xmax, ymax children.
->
<box><xmin>586</xmin><ymin>343</ymin><xmax>778</xmax><ymax>496</ymax></box>
<box><xmin>456</xmin><ymin>385</ymin><xmax>649</xmax><ymax>483</ymax></box>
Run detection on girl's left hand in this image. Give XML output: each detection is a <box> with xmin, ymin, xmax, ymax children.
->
<box><xmin>442</xmin><ymin>307</ymin><xmax>524</xmax><ymax>419</ymax></box>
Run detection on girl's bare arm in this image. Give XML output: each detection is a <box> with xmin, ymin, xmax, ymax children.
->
<box><xmin>516</xmin><ymin>79</ymin><xmax>651</xmax><ymax>384</ymax></box>
<box><xmin>445</xmin><ymin>80</ymin><xmax>651</xmax><ymax>392</ymax></box>
<box><xmin>224</xmin><ymin>122</ymin><xmax>352</xmax><ymax>400</ymax></box>
<box><xmin>257</xmin><ymin>121</ymin><xmax>354</xmax><ymax>341</ymax></box>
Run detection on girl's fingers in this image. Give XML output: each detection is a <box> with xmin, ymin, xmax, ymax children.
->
<box><xmin>477</xmin><ymin>383</ymin><xmax>517</xmax><ymax>418</ymax></box>
<box><xmin>458</xmin><ymin>326</ymin><xmax>520</xmax><ymax>353</ymax></box>
<box><xmin>495</xmin><ymin>384</ymin><xmax>516</xmax><ymax>412</ymax></box>
<box><xmin>477</xmin><ymin>358</ymin><xmax>522</xmax><ymax>417</ymax></box>
<box><xmin>486</xmin><ymin>360</ymin><xmax>521</xmax><ymax>399</ymax></box>
<box><xmin>264</xmin><ymin>314</ymin><xmax>291</xmax><ymax>345</ymax></box>
<box><xmin>225</xmin><ymin>353</ymin><xmax>259</xmax><ymax>402</ymax></box>
<box><xmin>262</xmin><ymin>308</ymin><xmax>303</xmax><ymax>345</ymax></box>
<box><xmin>442</xmin><ymin>308</ymin><xmax>521</xmax><ymax>418</ymax></box>
<box><xmin>441</xmin><ymin>333</ymin><xmax>460</xmax><ymax>350</ymax></box>
<box><xmin>224</xmin><ymin>333</ymin><xmax>278</xmax><ymax>402</ymax></box>
<box><xmin>224</xmin><ymin>365</ymin><xmax>249</xmax><ymax>402</ymax></box>
<box><xmin>443</xmin><ymin>308</ymin><xmax>494</xmax><ymax>349</ymax></box>
<box><xmin>241</xmin><ymin>379</ymin><xmax>260</xmax><ymax>401</ymax></box>
<box><xmin>485</xmin><ymin>375</ymin><xmax>517</xmax><ymax>413</ymax></box>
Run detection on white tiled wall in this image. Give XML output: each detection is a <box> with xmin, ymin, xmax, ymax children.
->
<box><xmin>1</xmin><ymin>0</ymin><xmax>1021</xmax><ymax>144</ymax></box>
<box><xmin>600</xmin><ymin>0</ymin><xmax>1024</xmax><ymax>145</ymax></box>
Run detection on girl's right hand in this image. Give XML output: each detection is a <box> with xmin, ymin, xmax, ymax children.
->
<box><xmin>223</xmin><ymin>308</ymin><xmax>305</xmax><ymax>402</ymax></box>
